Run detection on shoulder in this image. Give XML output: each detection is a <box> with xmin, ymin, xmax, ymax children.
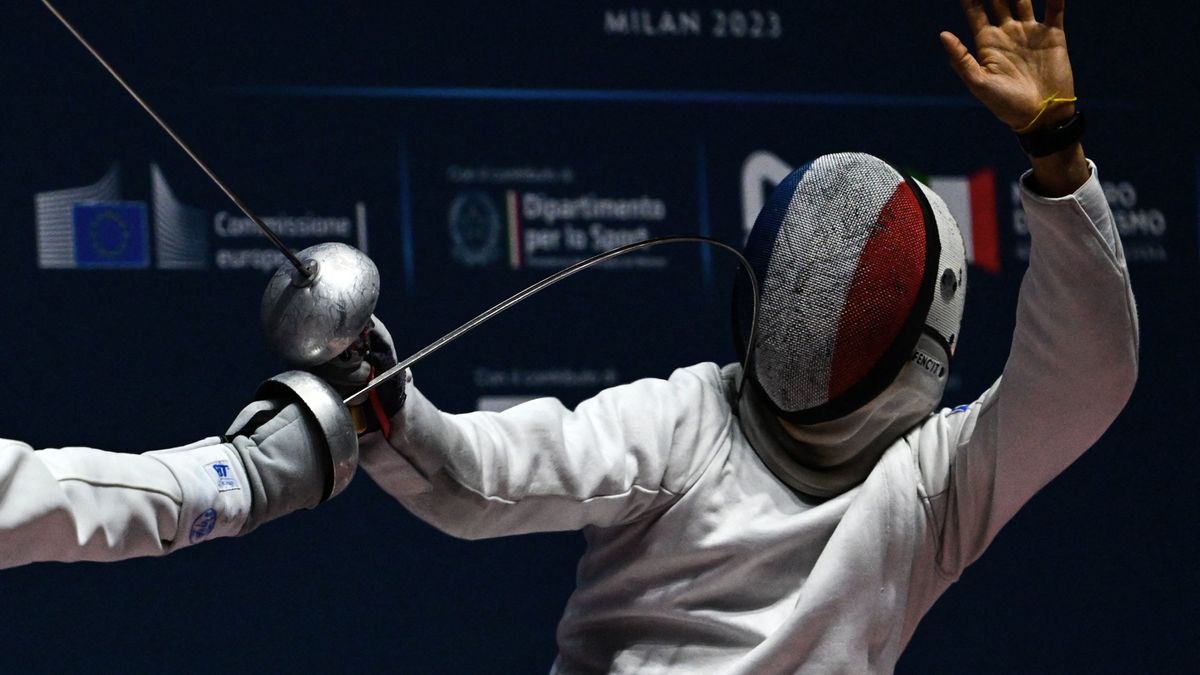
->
<box><xmin>603</xmin><ymin>362</ymin><xmax>731</xmax><ymax>410</ymax></box>
<box><xmin>905</xmin><ymin>381</ymin><xmax>1001</xmax><ymax>497</ymax></box>
<box><xmin>669</xmin><ymin>362</ymin><xmax>731</xmax><ymax>395</ymax></box>
<box><xmin>630</xmin><ymin>363</ymin><xmax>736</xmax><ymax>494</ymax></box>
<box><xmin>0</xmin><ymin>438</ymin><xmax>37</xmax><ymax>465</ymax></box>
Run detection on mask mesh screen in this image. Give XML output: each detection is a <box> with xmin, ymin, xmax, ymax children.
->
<box><xmin>740</xmin><ymin>153</ymin><xmax>929</xmax><ymax>413</ymax></box>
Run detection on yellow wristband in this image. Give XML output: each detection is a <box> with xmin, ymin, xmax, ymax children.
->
<box><xmin>349</xmin><ymin>404</ymin><xmax>371</xmax><ymax>435</ymax></box>
<box><xmin>1015</xmin><ymin>93</ymin><xmax>1078</xmax><ymax>134</ymax></box>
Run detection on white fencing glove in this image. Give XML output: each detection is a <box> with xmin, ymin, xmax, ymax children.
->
<box><xmin>222</xmin><ymin>399</ymin><xmax>328</xmax><ymax>533</ymax></box>
<box><xmin>149</xmin><ymin>371</ymin><xmax>357</xmax><ymax>542</ymax></box>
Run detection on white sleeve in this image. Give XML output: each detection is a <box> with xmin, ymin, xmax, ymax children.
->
<box><xmin>916</xmin><ymin>161</ymin><xmax>1139</xmax><ymax>573</ymax></box>
<box><xmin>0</xmin><ymin>437</ymin><xmax>251</xmax><ymax>569</ymax></box>
<box><xmin>358</xmin><ymin>364</ymin><xmax>732</xmax><ymax>540</ymax></box>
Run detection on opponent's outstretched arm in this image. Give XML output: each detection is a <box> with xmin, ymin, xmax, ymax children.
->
<box><xmin>0</xmin><ymin>377</ymin><xmax>348</xmax><ymax>570</ymax></box>
<box><xmin>919</xmin><ymin>0</ymin><xmax>1139</xmax><ymax>572</ymax></box>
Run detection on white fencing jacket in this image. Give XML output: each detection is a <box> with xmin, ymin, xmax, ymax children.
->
<box><xmin>0</xmin><ymin>437</ymin><xmax>252</xmax><ymax>569</ymax></box>
<box><xmin>361</xmin><ymin>164</ymin><xmax>1138</xmax><ymax>672</ymax></box>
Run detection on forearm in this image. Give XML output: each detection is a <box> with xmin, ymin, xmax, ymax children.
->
<box><xmin>358</xmin><ymin>383</ymin><xmax>674</xmax><ymax>539</ymax></box>
<box><xmin>1000</xmin><ymin>174</ymin><xmax>1137</xmax><ymax>471</ymax></box>
<box><xmin>941</xmin><ymin>163</ymin><xmax>1137</xmax><ymax>565</ymax></box>
<box><xmin>0</xmin><ymin>438</ymin><xmax>250</xmax><ymax>569</ymax></box>
<box><xmin>360</xmin><ymin>366</ymin><xmax>728</xmax><ymax>539</ymax></box>
<box><xmin>0</xmin><ymin>371</ymin><xmax>347</xmax><ymax>570</ymax></box>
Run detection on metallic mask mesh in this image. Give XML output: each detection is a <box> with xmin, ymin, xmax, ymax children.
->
<box><xmin>742</xmin><ymin>153</ymin><xmax>930</xmax><ymax>414</ymax></box>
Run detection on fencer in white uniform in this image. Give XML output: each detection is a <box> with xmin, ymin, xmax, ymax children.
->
<box><xmin>333</xmin><ymin>3</ymin><xmax>1139</xmax><ymax>672</ymax></box>
<box><xmin>0</xmin><ymin>374</ymin><xmax>356</xmax><ymax>570</ymax></box>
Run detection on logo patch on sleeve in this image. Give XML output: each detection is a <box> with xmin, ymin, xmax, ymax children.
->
<box><xmin>189</xmin><ymin>508</ymin><xmax>218</xmax><ymax>543</ymax></box>
<box><xmin>207</xmin><ymin>461</ymin><xmax>240</xmax><ymax>492</ymax></box>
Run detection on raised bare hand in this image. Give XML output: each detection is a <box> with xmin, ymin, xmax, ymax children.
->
<box><xmin>940</xmin><ymin>0</ymin><xmax>1075</xmax><ymax>131</ymax></box>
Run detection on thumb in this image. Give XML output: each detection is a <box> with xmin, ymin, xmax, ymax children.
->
<box><xmin>939</xmin><ymin>31</ymin><xmax>985</xmax><ymax>88</ymax></box>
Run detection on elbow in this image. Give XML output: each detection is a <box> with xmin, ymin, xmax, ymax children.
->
<box><xmin>1089</xmin><ymin>278</ymin><xmax>1141</xmax><ymax>422</ymax></box>
<box><xmin>1114</xmin><ymin>343</ymin><xmax>1139</xmax><ymax>411</ymax></box>
<box><xmin>422</xmin><ymin>510</ymin><xmax>493</xmax><ymax>541</ymax></box>
<box><xmin>403</xmin><ymin>487</ymin><xmax>506</xmax><ymax>542</ymax></box>
<box><xmin>1117</xmin><ymin>273</ymin><xmax>1141</xmax><ymax>407</ymax></box>
<box><xmin>1111</xmin><ymin>297</ymin><xmax>1141</xmax><ymax>411</ymax></box>
<box><xmin>1105</xmin><ymin>355</ymin><xmax>1137</xmax><ymax>423</ymax></box>
<box><xmin>440</xmin><ymin>523</ymin><xmax>496</xmax><ymax>542</ymax></box>
<box><xmin>1092</xmin><ymin>330</ymin><xmax>1139</xmax><ymax>428</ymax></box>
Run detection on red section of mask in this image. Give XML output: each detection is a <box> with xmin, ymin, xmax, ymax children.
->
<box><xmin>827</xmin><ymin>182</ymin><xmax>926</xmax><ymax>399</ymax></box>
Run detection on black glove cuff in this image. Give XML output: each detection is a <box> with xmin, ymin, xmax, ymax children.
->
<box><xmin>1018</xmin><ymin>110</ymin><xmax>1086</xmax><ymax>158</ymax></box>
<box><xmin>350</xmin><ymin>370</ymin><xmax>407</xmax><ymax>436</ymax></box>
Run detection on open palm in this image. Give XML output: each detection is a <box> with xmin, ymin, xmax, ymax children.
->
<box><xmin>941</xmin><ymin>0</ymin><xmax>1075</xmax><ymax>131</ymax></box>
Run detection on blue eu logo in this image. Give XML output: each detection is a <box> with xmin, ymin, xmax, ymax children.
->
<box><xmin>72</xmin><ymin>201</ymin><xmax>150</xmax><ymax>268</ymax></box>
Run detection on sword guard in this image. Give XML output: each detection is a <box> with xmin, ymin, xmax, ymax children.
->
<box><xmin>260</xmin><ymin>242</ymin><xmax>380</xmax><ymax>366</ymax></box>
<box><xmin>255</xmin><ymin>370</ymin><xmax>357</xmax><ymax>501</ymax></box>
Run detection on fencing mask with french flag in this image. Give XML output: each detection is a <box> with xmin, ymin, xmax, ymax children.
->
<box><xmin>734</xmin><ymin>152</ymin><xmax>967</xmax><ymax>430</ymax></box>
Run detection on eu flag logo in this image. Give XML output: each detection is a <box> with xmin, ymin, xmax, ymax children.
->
<box><xmin>72</xmin><ymin>201</ymin><xmax>150</xmax><ymax>268</ymax></box>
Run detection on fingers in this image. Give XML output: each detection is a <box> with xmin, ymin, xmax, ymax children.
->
<box><xmin>988</xmin><ymin>0</ymin><xmax>1013</xmax><ymax>22</ymax></box>
<box><xmin>1045</xmin><ymin>0</ymin><xmax>1065</xmax><ymax>28</ymax></box>
<box><xmin>963</xmin><ymin>0</ymin><xmax>1052</xmax><ymax>30</ymax></box>
<box><xmin>939</xmin><ymin>31</ymin><xmax>985</xmax><ymax>87</ymax></box>
<box><xmin>960</xmin><ymin>0</ymin><xmax>989</xmax><ymax>34</ymax></box>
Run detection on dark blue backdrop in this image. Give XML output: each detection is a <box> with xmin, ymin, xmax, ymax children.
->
<box><xmin>2</xmin><ymin>1</ymin><xmax>1196</xmax><ymax>672</ymax></box>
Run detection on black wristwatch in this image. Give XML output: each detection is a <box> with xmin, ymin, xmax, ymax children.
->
<box><xmin>1018</xmin><ymin>110</ymin><xmax>1086</xmax><ymax>158</ymax></box>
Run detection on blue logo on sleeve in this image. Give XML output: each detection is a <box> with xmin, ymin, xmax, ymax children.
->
<box><xmin>950</xmin><ymin>404</ymin><xmax>972</xmax><ymax>415</ymax></box>
<box><xmin>72</xmin><ymin>201</ymin><xmax>150</xmax><ymax>268</ymax></box>
<box><xmin>189</xmin><ymin>508</ymin><xmax>218</xmax><ymax>544</ymax></box>
<box><xmin>207</xmin><ymin>461</ymin><xmax>240</xmax><ymax>492</ymax></box>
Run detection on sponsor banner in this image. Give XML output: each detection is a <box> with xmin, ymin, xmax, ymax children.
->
<box><xmin>409</xmin><ymin>134</ymin><xmax>703</xmax><ymax>290</ymax></box>
<box><xmin>474</xmin><ymin>366</ymin><xmax>622</xmax><ymax>391</ymax></box>
<box><xmin>71</xmin><ymin>201</ymin><xmax>150</xmax><ymax>269</ymax></box>
<box><xmin>924</xmin><ymin>170</ymin><xmax>1001</xmax><ymax>274</ymax></box>
<box><xmin>445</xmin><ymin>176</ymin><xmax>670</xmax><ymax>272</ymax></box>
<box><xmin>34</xmin><ymin>163</ymin><xmax>369</xmax><ymax>272</ymax></box>
<box><xmin>473</xmin><ymin>366</ymin><xmax>622</xmax><ymax>411</ymax></box>
<box><xmin>212</xmin><ymin>202</ymin><xmax>368</xmax><ymax>272</ymax></box>
<box><xmin>475</xmin><ymin>395</ymin><xmax>542</xmax><ymax>413</ymax></box>
<box><xmin>35</xmin><ymin>163</ymin><xmax>123</xmax><ymax>269</ymax></box>
<box><xmin>1010</xmin><ymin>175</ymin><xmax>1170</xmax><ymax>265</ymax></box>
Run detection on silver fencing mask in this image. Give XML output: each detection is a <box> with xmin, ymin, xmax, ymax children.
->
<box><xmin>733</xmin><ymin>152</ymin><xmax>966</xmax><ymax>495</ymax></box>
